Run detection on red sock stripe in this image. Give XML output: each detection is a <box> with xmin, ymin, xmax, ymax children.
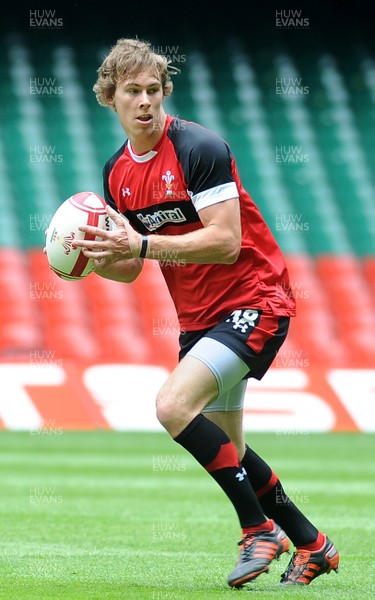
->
<box><xmin>205</xmin><ymin>442</ymin><xmax>240</xmax><ymax>473</ymax></box>
<box><xmin>255</xmin><ymin>470</ymin><xmax>279</xmax><ymax>498</ymax></box>
<box><xmin>298</xmin><ymin>532</ymin><xmax>325</xmax><ymax>552</ymax></box>
<box><xmin>242</xmin><ymin>520</ymin><xmax>273</xmax><ymax>536</ymax></box>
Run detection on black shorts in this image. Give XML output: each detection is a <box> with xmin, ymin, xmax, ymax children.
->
<box><xmin>179</xmin><ymin>308</ymin><xmax>290</xmax><ymax>381</ymax></box>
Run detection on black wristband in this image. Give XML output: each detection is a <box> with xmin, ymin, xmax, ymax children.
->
<box><xmin>139</xmin><ymin>235</ymin><xmax>148</xmax><ymax>259</ymax></box>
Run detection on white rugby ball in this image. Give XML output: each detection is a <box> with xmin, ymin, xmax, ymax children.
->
<box><xmin>46</xmin><ymin>191</ymin><xmax>111</xmax><ymax>280</ymax></box>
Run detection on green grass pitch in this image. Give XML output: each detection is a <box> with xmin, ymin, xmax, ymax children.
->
<box><xmin>0</xmin><ymin>430</ymin><xmax>373</xmax><ymax>599</ymax></box>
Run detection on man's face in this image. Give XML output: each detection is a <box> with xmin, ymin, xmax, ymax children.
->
<box><xmin>111</xmin><ymin>72</ymin><xmax>165</xmax><ymax>143</ymax></box>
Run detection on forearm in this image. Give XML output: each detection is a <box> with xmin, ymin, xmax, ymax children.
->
<box><xmin>144</xmin><ymin>225</ymin><xmax>240</xmax><ymax>265</ymax></box>
<box><xmin>76</xmin><ymin>201</ymin><xmax>241</xmax><ymax>267</ymax></box>
<box><xmin>94</xmin><ymin>258</ymin><xmax>143</xmax><ymax>282</ymax></box>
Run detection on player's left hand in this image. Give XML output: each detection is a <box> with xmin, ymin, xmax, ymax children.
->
<box><xmin>75</xmin><ymin>205</ymin><xmax>142</xmax><ymax>261</ymax></box>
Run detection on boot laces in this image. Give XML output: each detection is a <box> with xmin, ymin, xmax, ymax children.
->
<box><xmin>238</xmin><ymin>534</ymin><xmax>256</xmax><ymax>561</ymax></box>
<box><xmin>281</xmin><ymin>550</ymin><xmax>310</xmax><ymax>581</ymax></box>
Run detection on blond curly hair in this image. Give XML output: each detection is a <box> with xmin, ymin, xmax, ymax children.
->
<box><xmin>93</xmin><ymin>38</ymin><xmax>177</xmax><ymax>109</ymax></box>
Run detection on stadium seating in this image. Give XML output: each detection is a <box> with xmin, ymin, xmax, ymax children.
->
<box><xmin>284</xmin><ymin>254</ymin><xmax>350</xmax><ymax>367</ymax></box>
<box><xmin>0</xmin><ymin>248</ymin><xmax>42</xmax><ymax>356</ymax></box>
<box><xmin>363</xmin><ymin>256</ymin><xmax>375</xmax><ymax>301</ymax></box>
<box><xmin>28</xmin><ymin>249</ymin><xmax>101</xmax><ymax>361</ymax></box>
<box><xmin>316</xmin><ymin>255</ymin><xmax>375</xmax><ymax>366</ymax></box>
<box><xmin>82</xmin><ymin>272</ymin><xmax>151</xmax><ymax>364</ymax></box>
<box><xmin>0</xmin><ymin>34</ymin><xmax>374</xmax><ymax>369</ymax></box>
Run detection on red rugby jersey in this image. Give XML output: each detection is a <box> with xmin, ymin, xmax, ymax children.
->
<box><xmin>103</xmin><ymin>115</ymin><xmax>296</xmax><ymax>330</ymax></box>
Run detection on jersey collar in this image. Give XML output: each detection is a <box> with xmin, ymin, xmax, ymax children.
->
<box><xmin>126</xmin><ymin>115</ymin><xmax>174</xmax><ymax>163</ymax></box>
<box><xmin>127</xmin><ymin>142</ymin><xmax>158</xmax><ymax>163</ymax></box>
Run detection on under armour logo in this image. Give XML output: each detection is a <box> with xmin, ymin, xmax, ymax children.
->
<box><xmin>122</xmin><ymin>187</ymin><xmax>131</xmax><ymax>197</ymax></box>
<box><xmin>235</xmin><ymin>467</ymin><xmax>247</xmax><ymax>482</ymax></box>
<box><xmin>226</xmin><ymin>309</ymin><xmax>259</xmax><ymax>333</ymax></box>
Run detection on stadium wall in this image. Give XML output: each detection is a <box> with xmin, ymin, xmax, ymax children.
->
<box><xmin>0</xmin><ymin>361</ymin><xmax>374</xmax><ymax>432</ymax></box>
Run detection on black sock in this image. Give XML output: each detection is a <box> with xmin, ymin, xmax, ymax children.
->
<box><xmin>241</xmin><ymin>444</ymin><xmax>319</xmax><ymax>546</ymax></box>
<box><xmin>174</xmin><ymin>415</ymin><xmax>266</xmax><ymax>528</ymax></box>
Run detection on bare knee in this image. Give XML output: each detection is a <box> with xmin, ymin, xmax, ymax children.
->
<box><xmin>155</xmin><ymin>356</ymin><xmax>219</xmax><ymax>437</ymax></box>
<box><xmin>156</xmin><ymin>386</ymin><xmax>192</xmax><ymax>437</ymax></box>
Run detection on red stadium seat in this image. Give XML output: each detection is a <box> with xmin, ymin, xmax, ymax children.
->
<box><xmin>5</xmin><ymin>248</ymin><xmax>373</xmax><ymax>369</ymax></box>
<box><xmin>0</xmin><ymin>248</ymin><xmax>42</xmax><ymax>356</ymax></box>
<box><xmin>27</xmin><ymin>249</ymin><xmax>101</xmax><ymax>361</ymax></box>
<box><xmin>284</xmin><ymin>255</ymin><xmax>349</xmax><ymax>367</ymax></box>
<box><xmin>363</xmin><ymin>256</ymin><xmax>375</xmax><ymax>301</ymax></box>
<box><xmin>316</xmin><ymin>255</ymin><xmax>375</xmax><ymax>366</ymax></box>
<box><xmin>132</xmin><ymin>260</ymin><xmax>180</xmax><ymax>370</ymax></box>
<box><xmin>83</xmin><ymin>273</ymin><xmax>151</xmax><ymax>363</ymax></box>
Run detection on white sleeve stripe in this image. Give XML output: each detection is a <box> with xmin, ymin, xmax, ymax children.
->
<box><xmin>189</xmin><ymin>182</ymin><xmax>239</xmax><ymax>212</ymax></box>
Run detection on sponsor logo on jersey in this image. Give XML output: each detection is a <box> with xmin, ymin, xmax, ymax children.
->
<box><xmin>137</xmin><ymin>207</ymin><xmax>187</xmax><ymax>231</ymax></box>
<box><xmin>122</xmin><ymin>187</ymin><xmax>131</xmax><ymax>197</ymax></box>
